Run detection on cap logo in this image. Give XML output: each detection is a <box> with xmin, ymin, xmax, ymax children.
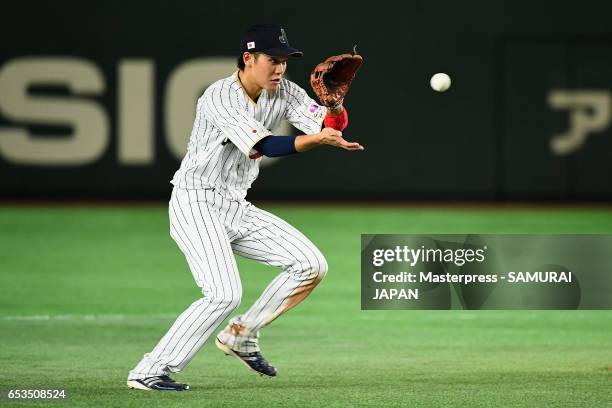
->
<box><xmin>247</xmin><ymin>41</ymin><xmax>255</xmax><ymax>49</ymax></box>
<box><xmin>279</xmin><ymin>28</ymin><xmax>287</xmax><ymax>44</ymax></box>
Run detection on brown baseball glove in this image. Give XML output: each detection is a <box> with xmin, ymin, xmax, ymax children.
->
<box><xmin>310</xmin><ymin>46</ymin><xmax>363</xmax><ymax>111</ymax></box>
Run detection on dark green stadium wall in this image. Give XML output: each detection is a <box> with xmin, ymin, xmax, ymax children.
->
<box><xmin>1</xmin><ymin>0</ymin><xmax>611</xmax><ymax>200</ymax></box>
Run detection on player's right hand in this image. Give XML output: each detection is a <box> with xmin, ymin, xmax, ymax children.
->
<box><xmin>318</xmin><ymin>127</ymin><xmax>364</xmax><ymax>151</ymax></box>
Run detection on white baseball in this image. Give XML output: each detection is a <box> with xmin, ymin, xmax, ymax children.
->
<box><xmin>430</xmin><ymin>73</ymin><xmax>451</xmax><ymax>92</ymax></box>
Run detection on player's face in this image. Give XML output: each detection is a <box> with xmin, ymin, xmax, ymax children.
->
<box><xmin>253</xmin><ymin>54</ymin><xmax>288</xmax><ymax>90</ymax></box>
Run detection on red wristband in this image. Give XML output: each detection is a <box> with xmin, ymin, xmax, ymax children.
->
<box><xmin>323</xmin><ymin>107</ymin><xmax>348</xmax><ymax>131</ymax></box>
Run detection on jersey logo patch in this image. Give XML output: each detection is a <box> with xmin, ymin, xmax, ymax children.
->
<box><xmin>305</xmin><ymin>103</ymin><xmax>325</xmax><ymax>121</ymax></box>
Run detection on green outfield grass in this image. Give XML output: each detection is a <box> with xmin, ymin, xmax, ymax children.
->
<box><xmin>1</xmin><ymin>205</ymin><xmax>611</xmax><ymax>407</ymax></box>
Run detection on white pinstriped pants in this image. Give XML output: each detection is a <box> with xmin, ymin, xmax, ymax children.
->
<box><xmin>128</xmin><ymin>187</ymin><xmax>328</xmax><ymax>379</ymax></box>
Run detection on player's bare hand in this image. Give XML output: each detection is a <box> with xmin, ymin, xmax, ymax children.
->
<box><xmin>318</xmin><ymin>127</ymin><xmax>364</xmax><ymax>151</ymax></box>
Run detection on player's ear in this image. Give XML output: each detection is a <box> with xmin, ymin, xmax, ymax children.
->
<box><xmin>244</xmin><ymin>52</ymin><xmax>256</xmax><ymax>68</ymax></box>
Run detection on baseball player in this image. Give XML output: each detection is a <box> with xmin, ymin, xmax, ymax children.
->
<box><xmin>127</xmin><ymin>23</ymin><xmax>363</xmax><ymax>391</ymax></box>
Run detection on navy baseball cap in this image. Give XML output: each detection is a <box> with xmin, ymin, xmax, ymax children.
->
<box><xmin>239</xmin><ymin>24</ymin><xmax>303</xmax><ymax>57</ymax></box>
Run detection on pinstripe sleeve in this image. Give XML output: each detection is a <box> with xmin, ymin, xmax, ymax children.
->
<box><xmin>201</xmin><ymin>87</ymin><xmax>272</xmax><ymax>157</ymax></box>
<box><xmin>283</xmin><ymin>80</ymin><xmax>327</xmax><ymax>135</ymax></box>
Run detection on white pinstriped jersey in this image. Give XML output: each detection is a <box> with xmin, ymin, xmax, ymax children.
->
<box><xmin>171</xmin><ymin>71</ymin><xmax>327</xmax><ymax>200</ymax></box>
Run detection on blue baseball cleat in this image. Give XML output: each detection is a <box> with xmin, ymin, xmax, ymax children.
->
<box><xmin>127</xmin><ymin>375</ymin><xmax>190</xmax><ymax>391</ymax></box>
<box><xmin>215</xmin><ymin>338</ymin><xmax>277</xmax><ymax>377</ymax></box>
